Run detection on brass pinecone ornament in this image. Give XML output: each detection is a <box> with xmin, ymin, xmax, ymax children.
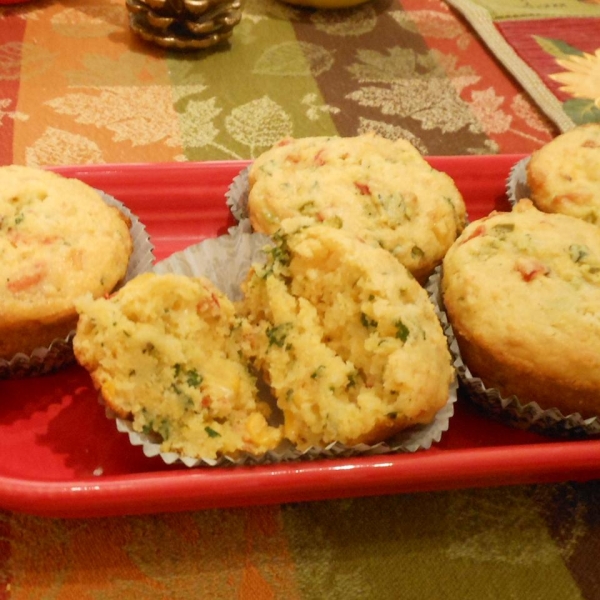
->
<box><xmin>126</xmin><ymin>0</ymin><xmax>242</xmax><ymax>50</ymax></box>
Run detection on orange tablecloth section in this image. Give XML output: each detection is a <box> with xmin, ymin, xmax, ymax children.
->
<box><xmin>2</xmin><ymin>0</ymin><xmax>600</xmax><ymax>599</ymax></box>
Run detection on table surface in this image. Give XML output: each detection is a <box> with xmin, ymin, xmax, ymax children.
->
<box><xmin>1</xmin><ymin>0</ymin><xmax>599</xmax><ymax>598</ymax></box>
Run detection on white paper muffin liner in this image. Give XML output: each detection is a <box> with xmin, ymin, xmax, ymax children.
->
<box><xmin>109</xmin><ymin>229</ymin><xmax>459</xmax><ymax>467</ymax></box>
<box><xmin>225</xmin><ymin>165</ymin><xmax>253</xmax><ymax>234</ymax></box>
<box><xmin>225</xmin><ymin>165</ymin><xmax>250</xmax><ymax>220</ymax></box>
<box><xmin>457</xmin><ymin>364</ymin><xmax>600</xmax><ymax>438</ymax></box>
<box><xmin>506</xmin><ymin>156</ymin><xmax>531</xmax><ymax>207</ymax></box>
<box><xmin>0</xmin><ymin>190</ymin><xmax>155</xmax><ymax>379</ymax></box>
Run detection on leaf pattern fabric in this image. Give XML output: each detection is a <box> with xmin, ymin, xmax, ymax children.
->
<box><xmin>0</xmin><ymin>0</ymin><xmax>557</xmax><ymax>165</ymax></box>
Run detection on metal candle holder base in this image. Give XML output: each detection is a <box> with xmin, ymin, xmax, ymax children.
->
<box><xmin>126</xmin><ymin>0</ymin><xmax>242</xmax><ymax>50</ymax></box>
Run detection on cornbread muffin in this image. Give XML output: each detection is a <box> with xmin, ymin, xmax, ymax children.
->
<box><xmin>527</xmin><ymin>123</ymin><xmax>600</xmax><ymax>223</ymax></box>
<box><xmin>246</xmin><ymin>133</ymin><xmax>467</xmax><ymax>282</ymax></box>
<box><xmin>442</xmin><ymin>199</ymin><xmax>600</xmax><ymax>419</ymax></box>
<box><xmin>73</xmin><ymin>272</ymin><xmax>283</xmax><ymax>460</ymax></box>
<box><xmin>0</xmin><ymin>165</ymin><xmax>133</xmax><ymax>360</ymax></box>
<box><xmin>239</xmin><ymin>225</ymin><xmax>454</xmax><ymax>449</ymax></box>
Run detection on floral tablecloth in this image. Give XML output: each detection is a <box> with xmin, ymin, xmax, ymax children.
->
<box><xmin>1</xmin><ymin>0</ymin><xmax>600</xmax><ymax>598</ymax></box>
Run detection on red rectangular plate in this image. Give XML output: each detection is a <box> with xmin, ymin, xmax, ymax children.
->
<box><xmin>2</xmin><ymin>155</ymin><xmax>599</xmax><ymax>518</ymax></box>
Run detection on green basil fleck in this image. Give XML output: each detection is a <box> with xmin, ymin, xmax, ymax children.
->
<box><xmin>360</xmin><ymin>313</ymin><xmax>378</xmax><ymax>329</ymax></box>
<box><xmin>569</xmin><ymin>244</ymin><xmax>589</xmax><ymax>263</ymax></box>
<box><xmin>395</xmin><ymin>319</ymin><xmax>409</xmax><ymax>342</ymax></box>
<box><xmin>347</xmin><ymin>371</ymin><xmax>359</xmax><ymax>388</ymax></box>
<box><xmin>205</xmin><ymin>426</ymin><xmax>221</xmax><ymax>438</ymax></box>
<box><xmin>411</xmin><ymin>245</ymin><xmax>424</xmax><ymax>259</ymax></box>
<box><xmin>186</xmin><ymin>368</ymin><xmax>203</xmax><ymax>388</ymax></box>
<box><xmin>311</xmin><ymin>365</ymin><xmax>325</xmax><ymax>379</ymax></box>
<box><xmin>266</xmin><ymin>322</ymin><xmax>292</xmax><ymax>347</ymax></box>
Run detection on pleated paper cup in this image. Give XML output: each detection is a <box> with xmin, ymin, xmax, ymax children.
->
<box><xmin>108</xmin><ymin>230</ymin><xmax>459</xmax><ymax>467</ymax></box>
<box><xmin>506</xmin><ymin>156</ymin><xmax>531</xmax><ymax>208</ymax></box>
<box><xmin>456</xmin><ymin>363</ymin><xmax>600</xmax><ymax>438</ymax></box>
<box><xmin>225</xmin><ymin>165</ymin><xmax>252</xmax><ymax>234</ymax></box>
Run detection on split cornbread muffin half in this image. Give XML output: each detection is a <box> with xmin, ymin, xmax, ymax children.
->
<box><xmin>442</xmin><ymin>199</ymin><xmax>600</xmax><ymax>419</ymax></box>
<box><xmin>527</xmin><ymin>123</ymin><xmax>600</xmax><ymax>224</ymax></box>
<box><xmin>73</xmin><ymin>273</ymin><xmax>283</xmax><ymax>460</ymax></box>
<box><xmin>239</xmin><ymin>225</ymin><xmax>454</xmax><ymax>450</ymax></box>
<box><xmin>246</xmin><ymin>133</ymin><xmax>467</xmax><ymax>283</ymax></box>
<box><xmin>0</xmin><ymin>165</ymin><xmax>133</xmax><ymax>361</ymax></box>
